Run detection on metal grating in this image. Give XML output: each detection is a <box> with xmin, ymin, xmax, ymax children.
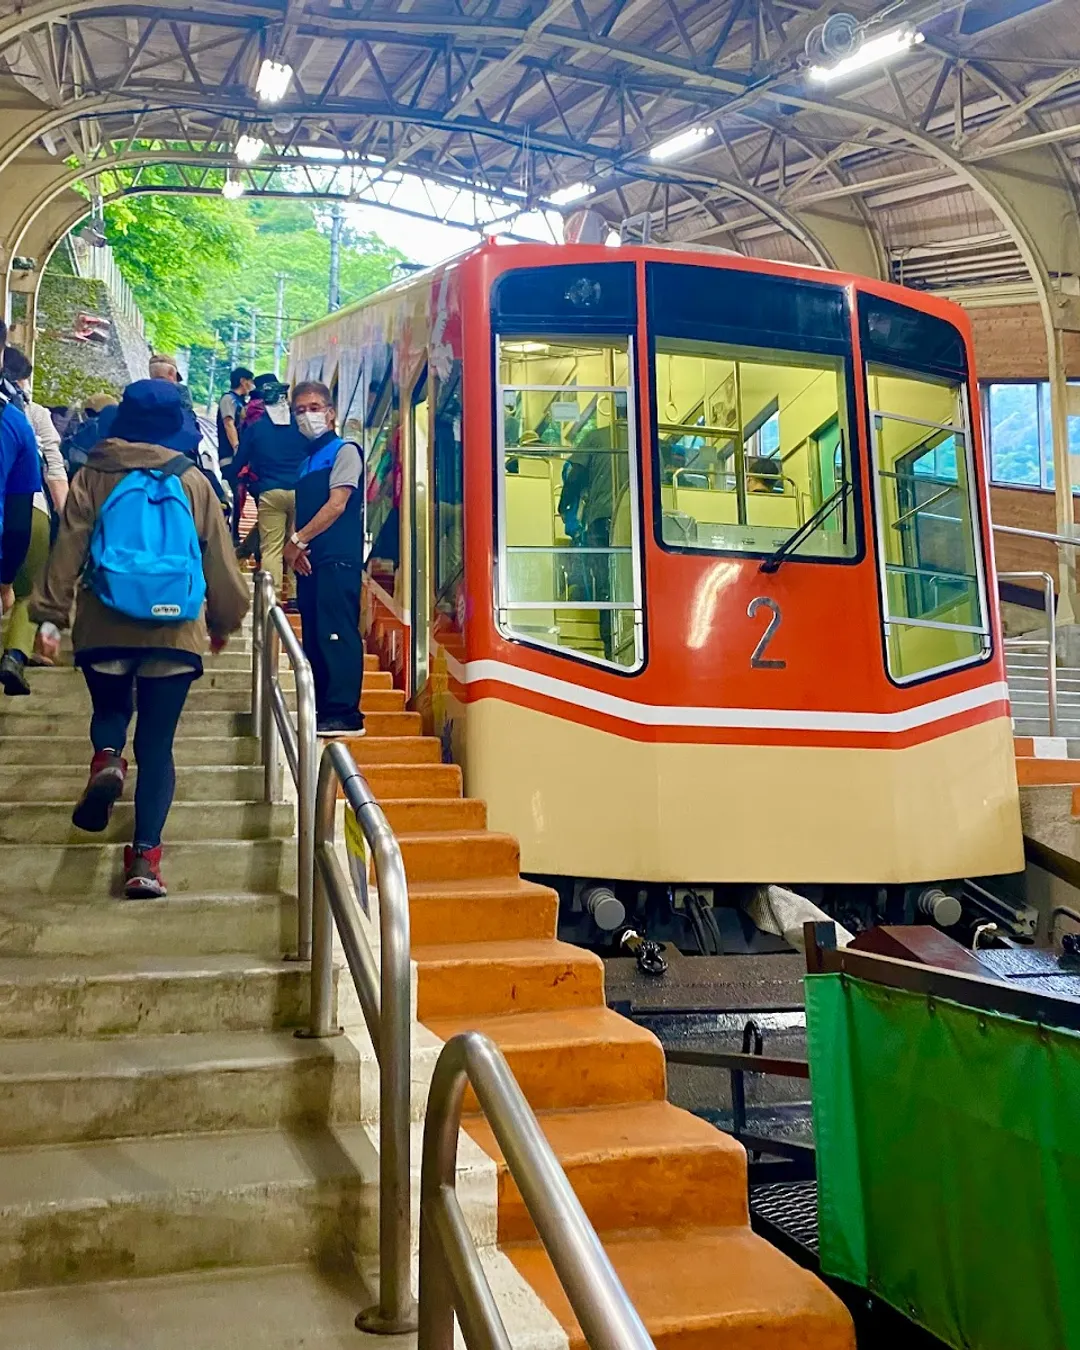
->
<box><xmin>749</xmin><ymin>1180</ymin><xmax>820</xmax><ymax>1255</ymax></box>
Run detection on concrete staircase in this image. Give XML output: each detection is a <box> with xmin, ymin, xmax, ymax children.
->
<box><xmin>0</xmin><ymin>625</ymin><xmax>415</xmax><ymax>1345</ymax></box>
<box><xmin>1008</xmin><ymin>650</ymin><xmax>1080</xmax><ymax>742</ymax></box>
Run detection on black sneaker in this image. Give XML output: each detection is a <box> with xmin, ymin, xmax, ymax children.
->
<box><xmin>0</xmin><ymin>650</ymin><xmax>30</xmax><ymax>696</ymax></box>
<box><xmin>317</xmin><ymin>713</ymin><xmax>366</xmax><ymax>737</ymax></box>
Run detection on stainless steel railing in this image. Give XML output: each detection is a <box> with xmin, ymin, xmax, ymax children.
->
<box><xmin>999</xmin><ymin>569</ymin><xmax>1058</xmax><ymax>737</ymax></box>
<box><xmin>253</xmin><ymin>570</ymin><xmax>317</xmax><ymax>960</ymax></box>
<box><xmin>419</xmin><ymin>1031</ymin><xmax>655</xmax><ymax>1350</ymax></box>
<box><xmin>310</xmin><ymin>737</ymin><xmax>417</xmax><ymax>1335</ymax></box>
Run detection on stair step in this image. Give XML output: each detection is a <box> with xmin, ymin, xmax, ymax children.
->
<box><xmin>0</xmin><ymin>955</ymin><xmax>309</xmax><ymax>1038</ymax></box>
<box><xmin>21</xmin><ymin>667</ymin><xmax>293</xmax><ymax>695</ymax></box>
<box><xmin>0</xmin><ymin>764</ymin><xmax>265</xmax><ymax>803</ymax></box>
<box><xmin>398</xmin><ymin>830</ymin><xmax>521</xmax><ymax>882</ymax></box>
<box><xmin>408</xmin><ymin>877</ymin><xmax>560</xmax><ymax>946</ymax></box>
<box><xmin>0</xmin><ymin>710</ymin><xmax>255</xmax><ymax>737</ymax></box>
<box><xmin>467</xmin><ymin>1100</ymin><xmax>748</xmax><ymax>1242</ymax></box>
<box><xmin>0</xmin><ymin>892</ymin><xmax>297</xmax><ymax>958</ymax></box>
<box><xmin>0</xmin><ymin>839</ymin><xmax>295</xmax><ymax>897</ymax></box>
<box><xmin>508</xmin><ymin>1227</ymin><xmax>853</xmax><ymax>1350</ymax></box>
<box><xmin>0</xmin><ymin>1030</ymin><xmax>359</xmax><ymax>1147</ymax></box>
<box><xmin>1</xmin><ymin>686</ymin><xmax>285</xmax><ymax>714</ymax></box>
<box><xmin>414</xmin><ymin>939</ymin><xmax>604</xmax><ymax>1018</ymax></box>
<box><xmin>0</xmin><ymin>1126</ymin><xmax>379</xmax><ymax>1291</ymax></box>
<box><xmin>423</xmin><ymin>1007</ymin><xmax>665</xmax><ymax>1111</ymax></box>
<box><xmin>380</xmin><ymin>797</ymin><xmax>487</xmax><ymax>833</ymax></box>
<box><xmin>345</xmin><ymin>735</ymin><xmax>442</xmax><ymax>765</ymax></box>
<box><xmin>341</xmin><ymin>711</ymin><xmax>422</xmax><ymax>738</ymax></box>
<box><xmin>0</xmin><ymin>801</ymin><xmax>294</xmax><ymax>844</ymax></box>
<box><xmin>0</xmin><ymin>735</ymin><xmax>260</xmax><ymax>766</ymax></box>
<box><xmin>356</xmin><ymin>762</ymin><xmax>462</xmax><ymax>800</ymax></box>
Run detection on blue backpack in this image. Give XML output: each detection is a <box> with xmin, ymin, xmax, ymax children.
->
<box><xmin>87</xmin><ymin>456</ymin><xmax>206</xmax><ymax>623</ymax></box>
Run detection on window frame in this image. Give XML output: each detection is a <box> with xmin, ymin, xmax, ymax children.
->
<box><xmin>983</xmin><ymin>378</ymin><xmax>1049</xmax><ymax>489</ymax></box>
<box><xmin>646</xmin><ymin>336</ymin><xmax>865</xmax><ymax>567</ymax></box>
<box><xmin>432</xmin><ymin>359</ymin><xmax>464</xmax><ymax>606</ymax></box>
<box><xmin>866</xmin><ymin>372</ymin><xmax>992</xmax><ymax>686</ymax></box>
<box><xmin>492</xmin><ymin>331</ymin><xmax>647</xmax><ymax>676</ymax></box>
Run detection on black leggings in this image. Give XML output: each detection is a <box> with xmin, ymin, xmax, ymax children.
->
<box><xmin>83</xmin><ymin>666</ymin><xmax>195</xmax><ymax>849</ymax></box>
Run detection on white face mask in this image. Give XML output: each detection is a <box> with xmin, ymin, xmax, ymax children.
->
<box><xmin>296</xmin><ymin>409</ymin><xmax>330</xmax><ymax>439</ymax></box>
<box><xmin>266</xmin><ymin>402</ymin><xmax>290</xmax><ymax>426</ymax></box>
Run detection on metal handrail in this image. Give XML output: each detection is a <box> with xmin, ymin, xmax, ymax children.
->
<box><xmin>253</xmin><ymin>570</ymin><xmax>317</xmax><ymax>960</ymax></box>
<box><xmin>1000</xmin><ymin>570</ymin><xmax>1058</xmax><ymax>737</ymax></box>
<box><xmin>311</xmin><ymin>738</ymin><xmax>417</xmax><ymax>1335</ymax></box>
<box><xmin>993</xmin><ymin>521</ymin><xmax>1080</xmax><ymax>548</ymax></box>
<box><xmin>419</xmin><ymin>1031</ymin><xmax>655</xmax><ymax>1350</ymax></box>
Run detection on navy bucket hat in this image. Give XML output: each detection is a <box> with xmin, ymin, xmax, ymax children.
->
<box><xmin>108</xmin><ymin>378</ymin><xmax>201</xmax><ymax>454</ymax></box>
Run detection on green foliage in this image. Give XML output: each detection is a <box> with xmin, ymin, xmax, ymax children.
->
<box><xmin>34</xmin><ymin>275</ymin><xmax>126</xmax><ymax>406</ymax></box>
<box><xmin>101</xmin><ymin>188</ymin><xmax>405</xmax><ymax>406</ymax></box>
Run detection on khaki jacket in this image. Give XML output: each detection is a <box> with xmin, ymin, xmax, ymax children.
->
<box><xmin>30</xmin><ymin>439</ymin><xmax>250</xmax><ymax>658</ymax></box>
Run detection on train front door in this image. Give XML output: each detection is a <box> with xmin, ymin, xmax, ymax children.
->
<box><xmin>410</xmin><ymin>366</ymin><xmax>432</xmax><ymax>699</ymax></box>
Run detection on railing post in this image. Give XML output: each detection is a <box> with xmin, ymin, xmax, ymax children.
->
<box><xmin>251</xmin><ymin>569</ymin><xmax>266</xmax><ymax>742</ymax></box>
<box><xmin>262</xmin><ymin>610</ymin><xmax>282</xmax><ymax>804</ymax></box>
<box><xmin>295</xmin><ymin>658</ymin><xmax>317</xmax><ymax>964</ymax></box>
<box><xmin>1046</xmin><ymin>571</ymin><xmax>1059</xmax><ymax>738</ymax></box>
<box><xmin>307</xmin><ymin>753</ymin><xmax>338</xmax><ymax>1039</ymax></box>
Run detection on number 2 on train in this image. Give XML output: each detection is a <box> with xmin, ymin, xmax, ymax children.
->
<box><xmin>748</xmin><ymin>597</ymin><xmax>786</xmax><ymax>670</ymax></box>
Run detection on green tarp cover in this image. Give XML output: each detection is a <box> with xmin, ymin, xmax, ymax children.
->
<box><xmin>806</xmin><ymin>972</ymin><xmax>1080</xmax><ymax>1350</ymax></box>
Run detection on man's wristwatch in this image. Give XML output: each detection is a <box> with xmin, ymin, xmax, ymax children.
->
<box><xmin>289</xmin><ymin>533</ymin><xmax>308</xmax><ymax>549</ymax></box>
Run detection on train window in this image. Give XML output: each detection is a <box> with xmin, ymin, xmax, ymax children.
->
<box><xmin>433</xmin><ymin>360</ymin><xmax>464</xmax><ymax>603</ymax></box>
<box><xmin>495</xmin><ymin>336</ymin><xmax>643</xmax><ymax>671</ymax></box>
<box><xmin>364</xmin><ymin>343</ymin><xmax>400</xmax><ymax>584</ymax></box>
<box><xmin>653</xmin><ymin>340</ymin><xmax>856</xmax><ymax>561</ymax></box>
<box><xmin>868</xmin><ymin>365</ymin><xmax>990</xmax><ymax>681</ymax></box>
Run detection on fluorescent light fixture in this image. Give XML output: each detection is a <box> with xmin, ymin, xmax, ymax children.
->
<box><xmin>255</xmin><ymin>58</ymin><xmax>293</xmax><ymax>104</ymax></box>
<box><xmin>545</xmin><ymin>181</ymin><xmax>595</xmax><ymax>206</ymax></box>
<box><xmin>221</xmin><ymin>176</ymin><xmax>245</xmax><ymax>200</ymax></box>
<box><xmin>235</xmin><ymin>135</ymin><xmax>266</xmax><ymax>165</ymax></box>
<box><xmin>808</xmin><ymin>26</ymin><xmax>924</xmax><ymax>83</ymax></box>
<box><xmin>649</xmin><ymin>125</ymin><xmax>714</xmax><ymax>161</ymax></box>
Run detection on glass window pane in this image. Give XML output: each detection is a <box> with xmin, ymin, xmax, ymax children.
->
<box><xmin>988</xmin><ymin>383</ymin><xmax>1040</xmax><ymax>486</ymax></box>
<box><xmin>498</xmin><ymin>336</ymin><xmax>640</xmax><ymax>669</ymax></box>
<box><xmin>364</xmin><ymin>343</ymin><xmax>400</xmax><ymax>581</ymax></box>
<box><xmin>655</xmin><ymin>339</ymin><xmax>855</xmax><ymax>560</ymax></box>
<box><xmin>433</xmin><ymin>362</ymin><xmax>463</xmax><ymax>601</ymax></box>
<box><xmin>1038</xmin><ymin>382</ymin><xmax>1080</xmax><ymax>491</ymax></box>
<box><xmin>869</xmin><ymin>364</ymin><xmax>987</xmax><ymax>681</ymax></box>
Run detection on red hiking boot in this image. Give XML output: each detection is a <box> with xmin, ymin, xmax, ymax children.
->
<box><xmin>124</xmin><ymin>845</ymin><xmax>167</xmax><ymax>899</ymax></box>
<box><xmin>71</xmin><ymin>750</ymin><xmax>128</xmax><ymax>833</ymax></box>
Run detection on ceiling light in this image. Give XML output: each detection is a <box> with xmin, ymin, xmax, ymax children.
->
<box><xmin>271</xmin><ymin>113</ymin><xmax>296</xmax><ymax>135</ymax></box>
<box><xmin>255</xmin><ymin>58</ymin><xmax>293</xmax><ymax>104</ymax></box>
<box><xmin>808</xmin><ymin>26</ymin><xmax>924</xmax><ymax>83</ymax></box>
<box><xmin>235</xmin><ymin>135</ymin><xmax>266</xmax><ymax>165</ymax></box>
<box><xmin>649</xmin><ymin>125</ymin><xmax>714</xmax><ymax>161</ymax></box>
<box><xmin>222</xmin><ymin>176</ymin><xmax>245</xmax><ymax>200</ymax></box>
<box><xmin>545</xmin><ymin>182</ymin><xmax>595</xmax><ymax>206</ymax></box>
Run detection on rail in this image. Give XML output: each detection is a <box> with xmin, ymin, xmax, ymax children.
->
<box><xmin>993</xmin><ymin>521</ymin><xmax>1080</xmax><ymax>549</ymax></box>
<box><xmin>252</xmin><ymin>570</ymin><xmax>317</xmax><ymax>960</ymax></box>
<box><xmin>419</xmin><ymin>1031</ymin><xmax>655</xmax><ymax>1350</ymax></box>
<box><xmin>310</xmin><ymin>737</ymin><xmax>416</xmax><ymax>1334</ymax></box>
<box><xmin>999</xmin><ymin>570</ymin><xmax>1057</xmax><ymax>737</ymax></box>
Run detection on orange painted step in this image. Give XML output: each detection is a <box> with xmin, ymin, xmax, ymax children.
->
<box><xmin>1017</xmin><ymin>758</ymin><xmax>1080</xmax><ymax>786</ymax></box>
<box><xmin>423</xmin><ymin>1007</ymin><xmax>666</xmax><ymax>1111</ymax></box>
<box><xmin>364</xmin><ymin>653</ymin><xmax>380</xmax><ymax>671</ymax></box>
<box><xmin>360</xmin><ymin>763</ymin><xmax>463</xmax><ymax>799</ymax></box>
<box><xmin>360</xmin><ymin>689</ymin><xmax>407</xmax><ymax>714</ymax></box>
<box><xmin>413</xmin><ymin>939</ymin><xmax>604</xmax><ymax>1019</ymax></box>
<box><xmin>507</xmin><ymin>1228</ymin><xmax>853</xmax><ymax>1350</ymax></box>
<box><xmin>382</xmin><ymin>797</ymin><xmax>487</xmax><ymax>833</ymax></box>
<box><xmin>407</xmin><ymin>877</ymin><xmax>560</xmax><ymax>946</ymax></box>
<box><xmin>364</xmin><ymin>670</ymin><xmax>394</xmax><ymax>691</ymax></box>
<box><xmin>354</xmin><ymin>711</ymin><xmax>422</xmax><ymax>738</ymax></box>
<box><xmin>467</xmin><ymin>1100</ymin><xmax>749</xmax><ymax>1242</ymax></box>
<box><xmin>398</xmin><ymin>830</ymin><xmax>520</xmax><ymax>882</ymax></box>
<box><xmin>346</xmin><ymin>736</ymin><xmax>442</xmax><ymax>766</ymax></box>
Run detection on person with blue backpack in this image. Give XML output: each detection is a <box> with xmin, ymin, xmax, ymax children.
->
<box><xmin>29</xmin><ymin>379</ymin><xmax>249</xmax><ymax>898</ymax></box>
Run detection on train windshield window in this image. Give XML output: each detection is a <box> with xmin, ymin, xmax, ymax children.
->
<box><xmin>653</xmin><ymin>341</ymin><xmax>856</xmax><ymax>561</ymax></box>
<box><xmin>495</xmin><ymin>336</ymin><xmax>643</xmax><ymax>671</ymax></box>
<box><xmin>868</xmin><ymin>364</ymin><xmax>989</xmax><ymax>681</ymax></box>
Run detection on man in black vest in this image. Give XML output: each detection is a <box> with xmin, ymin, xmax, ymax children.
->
<box><xmin>283</xmin><ymin>381</ymin><xmax>366</xmax><ymax>736</ymax></box>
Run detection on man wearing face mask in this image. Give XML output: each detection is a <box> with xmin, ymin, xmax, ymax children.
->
<box><xmin>283</xmin><ymin>381</ymin><xmax>365</xmax><ymax>736</ymax></box>
<box><xmin>231</xmin><ymin>379</ymin><xmax>306</xmax><ymax>608</ymax></box>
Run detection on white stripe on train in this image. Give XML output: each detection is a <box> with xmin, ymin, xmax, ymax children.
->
<box><xmin>443</xmin><ymin>655</ymin><xmax>1010</xmax><ymax>735</ymax></box>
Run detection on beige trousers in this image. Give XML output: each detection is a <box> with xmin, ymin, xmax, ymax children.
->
<box><xmin>257</xmin><ymin>488</ymin><xmax>296</xmax><ymax>599</ymax></box>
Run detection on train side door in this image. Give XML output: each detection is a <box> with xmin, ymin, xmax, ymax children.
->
<box><xmin>410</xmin><ymin>365</ymin><xmax>431</xmax><ymax>698</ymax></box>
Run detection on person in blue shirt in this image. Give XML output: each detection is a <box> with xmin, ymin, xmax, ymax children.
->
<box><xmin>282</xmin><ymin>381</ymin><xmax>365</xmax><ymax>736</ymax></box>
<box><xmin>0</xmin><ymin>320</ymin><xmax>43</xmax><ymax>645</ymax></box>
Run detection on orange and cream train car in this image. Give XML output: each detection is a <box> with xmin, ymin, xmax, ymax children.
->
<box><xmin>291</xmin><ymin>240</ymin><xmax>1022</xmax><ymax>944</ymax></box>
